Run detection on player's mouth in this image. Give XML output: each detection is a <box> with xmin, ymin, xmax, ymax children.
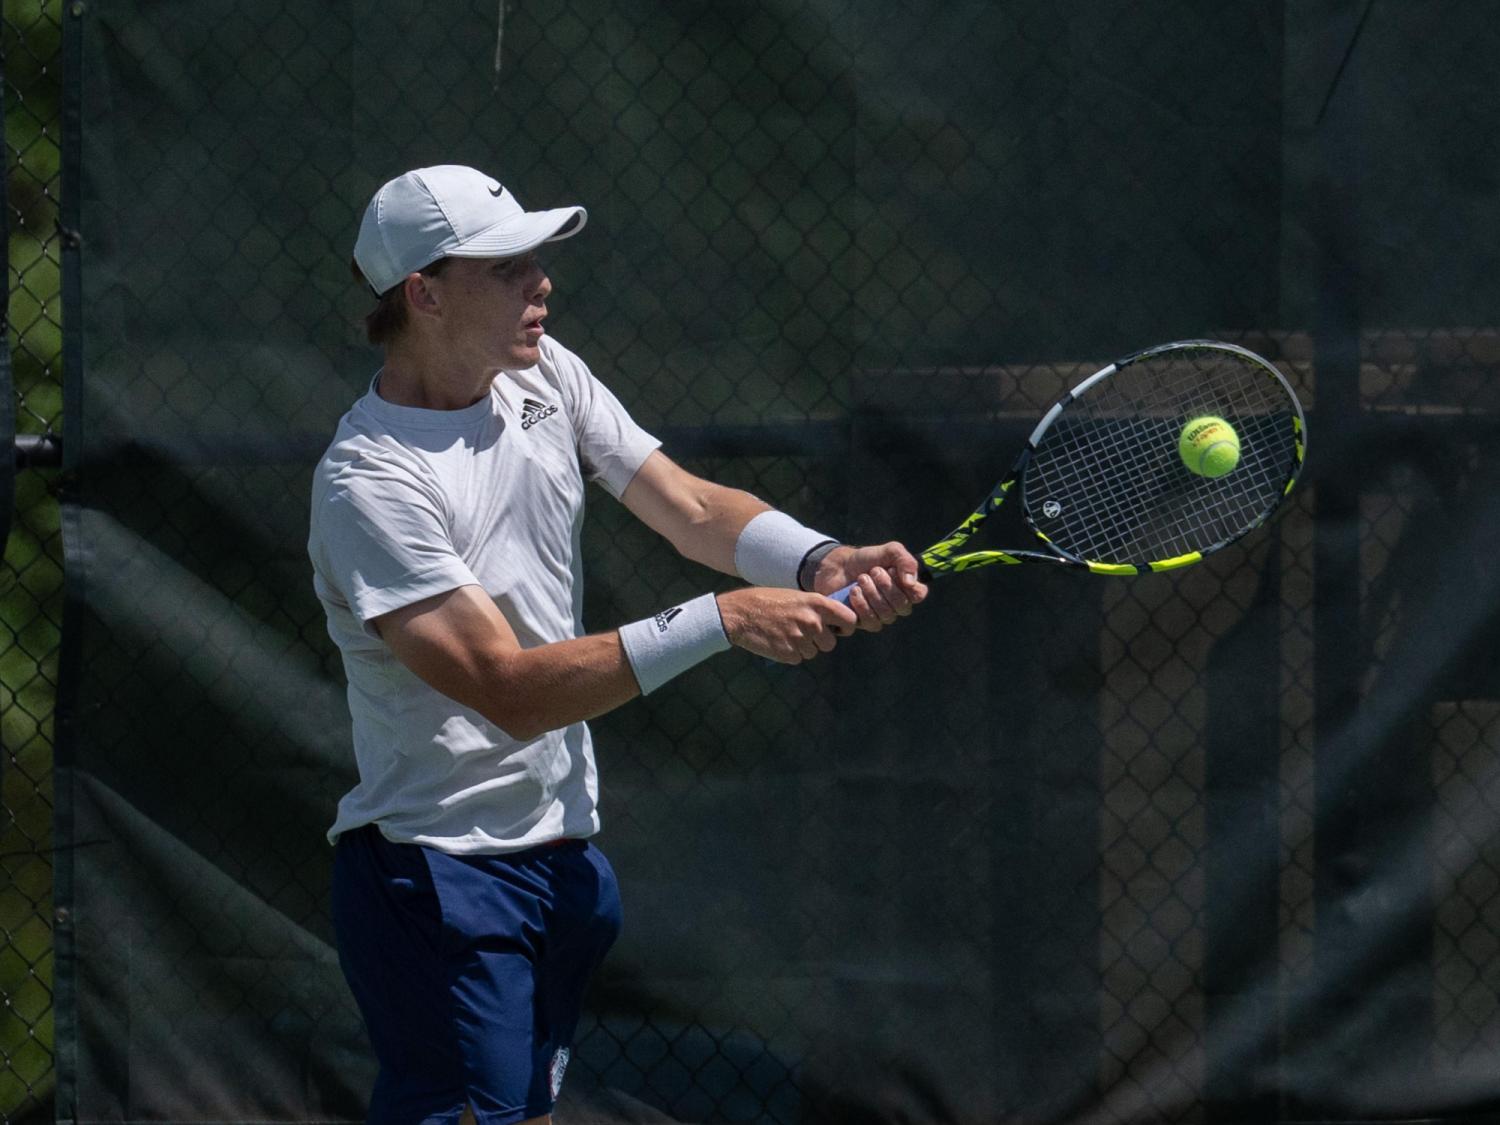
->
<box><xmin>523</xmin><ymin>313</ymin><xmax>546</xmax><ymax>339</ymax></box>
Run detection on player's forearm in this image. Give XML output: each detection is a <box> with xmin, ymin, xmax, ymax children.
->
<box><xmin>621</xmin><ymin>453</ymin><xmax>774</xmax><ymax>575</ymax></box>
<box><xmin>402</xmin><ymin>636</ymin><xmax>636</xmax><ymax>750</ymax></box>
<box><xmin>660</xmin><ymin>482</ymin><xmax>770</xmax><ymax>574</ymax></box>
<box><xmin>644</xmin><ymin>479</ymin><xmax>840</xmax><ymax>586</ymax></box>
<box><xmin>377</xmin><ymin>586</ymin><xmax>644</xmax><ymax>740</ymax></box>
<box><xmin>461</xmin><ymin>596</ymin><xmax>737</xmax><ymax>737</ymax></box>
<box><xmin>435</xmin><ymin>632</ymin><xmax>642</xmax><ymax>743</ymax></box>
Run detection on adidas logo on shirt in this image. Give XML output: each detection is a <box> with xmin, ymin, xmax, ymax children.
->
<box><xmin>519</xmin><ymin>398</ymin><xmax>558</xmax><ymax>430</ymax></box>
<box><xmin>654</xmin><ymin>606</ymin><xmax>683</xmax><ymax>633</ymax></box>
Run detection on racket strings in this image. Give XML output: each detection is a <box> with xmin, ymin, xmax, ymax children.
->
<box><xmin>1024</xmin><ymin>349</ymin><xmax>1301</xmax><ymax>566</ymax></box>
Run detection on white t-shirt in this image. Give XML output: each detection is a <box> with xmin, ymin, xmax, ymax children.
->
<box><xmin>309</xmin><ymin>335</ymin><xmax>660</xmax><ymax>854</ymax></box>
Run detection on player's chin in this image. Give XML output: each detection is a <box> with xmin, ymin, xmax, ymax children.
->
<box><xmin>506</xmin><ymin>341</ymin><xmax>542</xmax><ymax>368</ymax></box>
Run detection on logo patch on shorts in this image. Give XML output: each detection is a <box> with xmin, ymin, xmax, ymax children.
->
<box><xmin>549</xmin><ymin>1046</ymin><xmax>571</xmax><ymax>1100</ymax></box>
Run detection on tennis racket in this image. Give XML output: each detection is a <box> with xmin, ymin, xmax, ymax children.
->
<box><xmin>832</xmin><ymin>339</ymin><xmax>1306</xmax><ymax>602</ymax></box>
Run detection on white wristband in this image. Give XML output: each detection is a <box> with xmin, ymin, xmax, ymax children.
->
<box><xmin>618</xmin><ymin>593</ymin><xmax>731</xmax><ymax>696</ymax></box>
<box><xmin>734</xmin><ymin>510</ymin><xmax>838</xmax><ymax>589</ymax></box>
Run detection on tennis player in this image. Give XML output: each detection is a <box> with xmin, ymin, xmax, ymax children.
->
<box><xmin>309</xmin><ymin>164</ymin><xmax>927</xmax><ymax>1125</ymax></box>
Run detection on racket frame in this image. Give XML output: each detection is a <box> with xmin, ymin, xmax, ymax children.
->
<box><xmin>917</xmin><ymin>340</ymin><xmax>1306</xmax><ymax>579</ymax></box>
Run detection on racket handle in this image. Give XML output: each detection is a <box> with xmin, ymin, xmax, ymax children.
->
<box><xmin>828</xmin><ymin>582</ymin><xmax>857</xmax><ymax>605</ymax></box>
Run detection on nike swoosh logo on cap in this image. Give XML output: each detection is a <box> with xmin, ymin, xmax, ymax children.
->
<box><xmin>489</xmin><ymin>185</ymin><xmax>503</xmax><ymax>196</ymax></box>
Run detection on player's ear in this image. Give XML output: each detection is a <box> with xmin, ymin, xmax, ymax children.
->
<box><xmin>404</xmin><ymin>272</ymin><xmax>441</xmax><ymax>318</ymax></box>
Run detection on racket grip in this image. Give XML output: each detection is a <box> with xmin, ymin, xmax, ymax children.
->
<box><xmin>828</xmin><ymin>582</ymin><xmax>857</xmax><ymax>605</ymax></box>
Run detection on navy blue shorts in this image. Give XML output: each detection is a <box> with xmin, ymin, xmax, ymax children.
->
<box><xmin>331</xmin><ymin>825</ymin><xmax>623</xmax><ymax>1125</ymax></box>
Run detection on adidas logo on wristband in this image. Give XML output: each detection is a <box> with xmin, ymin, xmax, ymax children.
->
<box><xmin>620</xmin><ymin>594</ymin><xmax>730</xmax><ymax>696</ymax></box>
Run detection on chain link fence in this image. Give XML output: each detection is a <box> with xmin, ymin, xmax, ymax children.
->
<box><xmin>4</xmin><ymin>1</ymin><xmax>65</xmax><ymax>1121</ymax></box>
<box><xmin>5</xmin><ymin>1</ymin><xmax>1500</xmax><ymax>1122</ymax></box>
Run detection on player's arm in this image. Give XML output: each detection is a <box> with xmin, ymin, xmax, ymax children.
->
<box><xmin>620</xmin><ymin>450</ymin><xmax>928</xmax><ymax>627</ymax></box>
<box><xmin>373</xmin><ymin>585</ymin><xmax>638</xmax><ymax>742</ymax></box>
<box><xmin>373</xmin><ymin>581</ymin><xmax>856</xmax><ymax>742</ymax></box>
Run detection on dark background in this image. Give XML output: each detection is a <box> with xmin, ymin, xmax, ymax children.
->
<box><xmin>4</xmin><ymin>0</ymin><xmax>1500</xmax><ymax>1121</ymax></box>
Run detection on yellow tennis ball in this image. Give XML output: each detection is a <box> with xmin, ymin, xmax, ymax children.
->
<box><xmin>1179</xmin><ymin>415</ymin><xmax>1241</xmax><ymax>478</ymax></box>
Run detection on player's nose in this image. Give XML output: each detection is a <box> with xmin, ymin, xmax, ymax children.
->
<box><xmin>530</xmin><ymin>266</ymin><xmax>552</xmax><ymax>301</ymax></box>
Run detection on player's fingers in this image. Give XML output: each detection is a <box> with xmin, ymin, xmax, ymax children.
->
<box><xmin>899</xmin><ymin>570</ymin><xmax>930</xmax><ymax>603</ymax></box>
<box><xmin>872</xmin><ymin>566</ymin><xmax>917</xmax><ymax>616</ymax></box>
<box><xmin>860</xmin><ymin>568</ymin><xmax>904</xmax><ymax>624</ymax></box>
<box><xmin>879</xmin><ymin>540</ymin><xmax>922</xmax><ymax>578</ymax></box>
<box><xmin>817</xmin><ymin>595</ymin><xmax>859</xmax><ymax>636</ymax></box>
<box><xmin>879</xmin><ymin>542</ymin><xmax>928</xmax><ymax>601</ymax></box>
<box><xmin>771</xmin><ymin>633</ymin><xmax>805</xmax><ymax>664</ymax></box>
<box><xmin>844</xmin><ymin>576</ymin><xmax>884</xmax><ymax>632</ymax></box>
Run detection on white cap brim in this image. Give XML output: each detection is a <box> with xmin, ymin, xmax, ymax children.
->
<box><xmin>443</xmin><ymin>205</ymin><xmax>587</xmax><ymax>261</ymax></box>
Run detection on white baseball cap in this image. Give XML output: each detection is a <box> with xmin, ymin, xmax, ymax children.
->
<box><xmin>353</xmin><ymin>164</ymin><xmax>587</xmax><ymax>295</ymax></box>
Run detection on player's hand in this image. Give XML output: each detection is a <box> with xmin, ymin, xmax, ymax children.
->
<box><xmin>716</xmin><ymin>588</ymin><xmax>857</xmax><ymax>664</ymax></box>
<box><xmin>813</xmin><ymin>542</ymin><xmax>929</xmax><ymax>631</ymax></box>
